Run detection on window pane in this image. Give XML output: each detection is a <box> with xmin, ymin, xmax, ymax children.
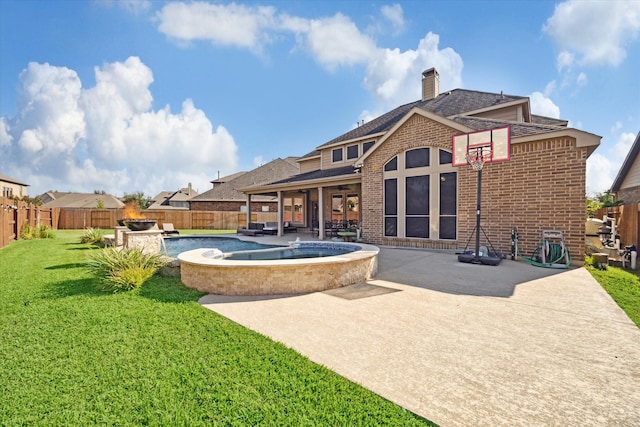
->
<box><xmin>439</xmin><ymin>172</ymin><xmax>456</xmax><ymax>215</ymax></box>
<box><xmin>406</xmin><ymin>217</ymin><xmax>429</xmax><ymax>238</ymax></box>
<box><xmin>406</xmin><ymin>175</ymin><xmax>429</xmax><ymax>215</ymax></box>
<box><xmin>347</xmin><ymin>145</ymin><xmax>358</xmax><ymax>159</ymax></box>
<box><xmin>439</xmin><ymin>217</ymin><xmax>456</xmax><ymax>239</ymax></box>
<box><xmin>332</xmin><ymin>194</ymin><xmax>343</xmax><ymax>221</ymax></box>
<box><xmin>294</xmin><ymin>196</ymin><xmax>304</xmax><ymax>223</ymax></box>
<box><xmin>384</xmin><ymin>179</ymin><xmax>397</xmax><ymax>215</ymax></box>
<box><xmin>385</xmin><ymin>217</ymin><xmax>397</xmax><ymax>236</ymax></box>
<box><xmin>284</xmin><ymin>197</ymin><xmax>293</xmax><ymax>222</ymax></box>
<box><xmin>363</xmin><ymin>141</ymin><xmax>375</xmax><ymax>153</ymax></box>
<box><xmin>384</xmin><ymin>156</ymin><xmax>397</xmax><ymax>171</ymax></box>
<box><xmin>346</xmin><ymin>194</ymin><xmax>359</xmax><ymax>222</ymax></box>
<box><xmin>406</xmin><ymin>148</ymin><xmax>429</xmax><ymax>168</ymax></box>
<box><xmin>332</xmin><ymin>148</ymin><xmax>343</xmax><ymax>162</ymax></box>
<box><xmin>439</xmin><ymin>149</ymin><xmax>452</xmax><ymax>165</ymax></box>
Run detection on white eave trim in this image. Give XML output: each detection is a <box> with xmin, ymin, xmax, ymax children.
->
<box><xmin>513</xmin><ymin>128</ymin><xmax>601</xmax><ymax>147</ymax></box>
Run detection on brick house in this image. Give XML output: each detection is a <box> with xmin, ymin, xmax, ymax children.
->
<box><xmin>190</xmin><ymin>157</ymin><xmax>299</xmax><ymax>212</ymax></box>
<box><xmin>244</xmin><ymin>69</ymin><xmax>600</xmax><ymax>260</ymax></box>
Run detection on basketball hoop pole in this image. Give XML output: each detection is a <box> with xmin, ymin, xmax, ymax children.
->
<box><xmin>474</xmin><ymin>160</ymin><xmax>482</xmax><ymax>262</ymax></box>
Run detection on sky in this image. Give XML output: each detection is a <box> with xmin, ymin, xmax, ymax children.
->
<box><xmin>1</xmin><ymin>0</ymin><xmax>638</xmax><ymax>198</ymax></box>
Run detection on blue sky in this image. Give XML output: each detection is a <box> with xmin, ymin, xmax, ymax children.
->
<box><xmin>1</xmin><ymin>0</ymin><xmax>638</xmax><ymax>197</ymax></box>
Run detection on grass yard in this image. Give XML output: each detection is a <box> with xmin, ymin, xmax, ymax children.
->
<box><xmin>0</xmin><ymin>231</ymin><xmax>434</xmax><ymax>426</ymax></box>
<box><xmin>587</xmin><ymin>262</ymin><xmax>640</xmax><ymax>327</ymax></box>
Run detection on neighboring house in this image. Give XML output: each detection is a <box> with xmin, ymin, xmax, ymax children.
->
<box><xmin>41</xmin><ymin>192</ymin><xmax>124</xmax><ymax>209</ymax></box>
<box><xmin>242</xmin><ymin>68</ymin><xmax>601</xmax><ymax>260</ymax></box>
<box><xmin>190</xmin><ymin>157</ymin><xmax>300</xmax><ymax>212</ymax></box>
<box><xmin>611</xmin><ymin>131</ymin><xmax>640</xmax><ymax>204</ymax></box>
<box><xmin>0</xmin><ymin>173</ymin><xmax>29</xmax><ymax>198</ymax></box>
<box><xmin>147</xmin><ymin>183</ymin><xmax>198</xmax><ymax>210</ymax></box>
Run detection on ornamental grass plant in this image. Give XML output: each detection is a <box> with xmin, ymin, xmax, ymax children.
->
<box><xmin>87</xmin><ymin>246</ymin><xmax>165</xmax><ymax>292</ymax></box>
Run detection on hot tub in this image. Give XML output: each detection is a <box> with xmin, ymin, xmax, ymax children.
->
<box><xmin>177</xmin><ymin>241</ymin><xmax>379</xmax><ymax>296</ymax></box>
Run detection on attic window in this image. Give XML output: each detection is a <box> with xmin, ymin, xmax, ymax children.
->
<box><xmin>332</xmin><ymin>148</ymin><xmax>343</xmax><ymax>163</ymax></box>
<box><xmin>363</xmin><ymin>141</ymin><xmax>375</xmax><ymax>153</ymax></box>
<box><xmin>347</xmin><ymin>144</ymin><xmax>358</xmax><ymax>159</ymax></box>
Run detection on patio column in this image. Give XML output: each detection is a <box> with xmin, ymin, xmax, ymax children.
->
<box><xmin>277</xmin><ymin>190</ymin><xmax>283</xmax><ymax>237</ymax></box>
<box><xmin>245</xmin><ymin>194</ymin><xmax>252</xmax><ymax>227</ymax></box>
<box><xmin>318</xmin><ymin>186</ymin><xmax>325</xmax><ymax>240</ymax></box>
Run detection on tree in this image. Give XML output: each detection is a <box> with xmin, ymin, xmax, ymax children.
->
<box><xmin>587</xmin><ymin>192</ymin><xmax>623</xmax><ymax>218</ymax></box>
<box><xmin>122</xmin><ymin>192</ymin><xmax>152</xmax><ymax>210</ymax></box>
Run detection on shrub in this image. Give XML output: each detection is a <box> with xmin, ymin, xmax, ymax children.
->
<box><xmin>36</xmin><ymin>224</ymin><xmax>55</xmax><ymax>239</ymax></box>
<box><xmin>19</xmin><ymin>224</ymin><xmax>35</xmax><ymax>240</ymax></box>
<box><xmin>87</xmin><ymin>247</ymin><xmax>165</xmax><ymax>292</ymax></box>
<box><xmin>19</xmin><ymin>223</ymin><xmax>54</xmax><ymax>240</ymax></box>
<box><xmin>80</xmin><ymin>227</ymin><xmax>105</xmax><ymax>245</ymax></box>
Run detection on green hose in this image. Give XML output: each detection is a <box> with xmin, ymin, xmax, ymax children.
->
<box><xmin>518</xmin><ymin>239</ymin><xmax>571</xmax><ymax>269</ymax></box>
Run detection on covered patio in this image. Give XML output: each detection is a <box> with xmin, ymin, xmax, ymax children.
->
<box><xmin>238</xmin><ymin>165</ymin><xmax>362</xmax><ymax>239</ymax></box>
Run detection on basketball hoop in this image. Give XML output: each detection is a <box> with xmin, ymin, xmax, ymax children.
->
<box><xmin>466</xmin><ymin>149</ymin><xmax>492</xmax><ymax>171</ymax></box>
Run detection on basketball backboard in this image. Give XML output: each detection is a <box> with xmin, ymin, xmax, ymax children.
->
<box><xmin>452</xmin><ymin>126</ymin><xmax>511</xmax><ymax>167</ymax></box>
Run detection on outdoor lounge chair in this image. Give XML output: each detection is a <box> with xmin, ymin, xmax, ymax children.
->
<box><xmin>237</xmin><ymin>222</ymin><xmax>264</xmax><ymax>236</ymax></box>
<box><xmin>162</xmin><ymin>223</ymin><xmax>179</xmax><ymax>235</ymax></box>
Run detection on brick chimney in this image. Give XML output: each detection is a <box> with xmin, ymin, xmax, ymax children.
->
<box><xmin>422</xmin><ymin>68</ymin><xmax>440</xmax><ymax>101</ymax></box>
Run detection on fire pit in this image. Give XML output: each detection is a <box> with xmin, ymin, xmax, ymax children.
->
<box><xmin>123</xmin><ymin>219</ymin><xmax>157</xmax><ymax>231</ymax></box>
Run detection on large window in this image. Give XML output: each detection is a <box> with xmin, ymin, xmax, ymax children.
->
<box><xmin>347</xmin><ymin>144</ymin><xmax>359</xmax><ymax>159</ymax></box>
<box><xmin>332</xmin><ymin>148</ymin><xmax>343</xmax><ymax>163</ymax></box>
<box><xmin>383</xmin><ymin>148</ymin><xmax>456</xmax><ymax>239</ymax></box>
<box><xmin>284</xmin><ymin>196</ymin><xmax>305</xmax><ymax>224</ymax></box>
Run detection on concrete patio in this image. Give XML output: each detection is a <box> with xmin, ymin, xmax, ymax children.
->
<box><xmin>199</xmin><ymin>235</ymin><xmax>640</xmax><ymax>426</ymax></box>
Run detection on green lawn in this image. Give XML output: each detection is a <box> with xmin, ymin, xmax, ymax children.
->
<box><xmin>0</xmin><ymin>231</ymin><xmax>434</xmax><ymax>426</ymax></box>
<box><xmin>587</xmin><ymin>262</ymin><xmax>640</xmax><ymax>327</ymax></box>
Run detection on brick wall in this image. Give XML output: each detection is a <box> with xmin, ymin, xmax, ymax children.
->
<box><xmin>361</xmin><ymin>114</ymin><xmax>588</xmax><ymax>262</ymax></box>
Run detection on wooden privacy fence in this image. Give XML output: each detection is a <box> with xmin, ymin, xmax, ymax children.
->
<box><xmin>596</xmin><ymin>204</ymin><xmax>640</xmax><ymax>249</ymax></box>
<box><xmin>57</xmin><ymin>209</ymin><xmax>278</xmax><ymax>231</ymax></box>
<box><xmin>0</xmin><ymin>196</ymin><xmax>59</xmax><ymax>249</ymax></box>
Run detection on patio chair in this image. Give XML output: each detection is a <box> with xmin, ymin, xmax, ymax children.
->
<box><xmin>162</xmin><ymin>223</ymin><xmax>180</xmax><ymax>235</ymax></box>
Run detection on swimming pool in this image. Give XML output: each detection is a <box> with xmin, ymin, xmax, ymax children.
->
<box><xmin>221</xmin><ymin>242</ymin><xmax>360</xmax><ymax>260</ymax></box>
<box><xmin>178</xmin><ymin>241</ymin><xmax>379</xmax><ymax>296</ymax></box>
<box><xmin>163</xmin><ymin>236</ymin><xmax>280</xmax><ymax>258</ymax></box>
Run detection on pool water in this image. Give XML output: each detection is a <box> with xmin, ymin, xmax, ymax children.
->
<box><xmin>163</xmin><ymin>236</ymin><xmax>280</xmax><ymax>257</ymax></box>
<box><xmin>223</xmin><ymin>244</ymin><xmax>358</xmax><ymax>260</ymax></box>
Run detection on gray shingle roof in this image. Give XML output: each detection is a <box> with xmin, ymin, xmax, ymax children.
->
<box><xmin>318</xmin><ymin>89</ymin><xmax>527</xmax><ymax>148</ymax></box>
<box><xmin>192</xmin><ymin>158</ymin><xmax>300</xmax><ymax>201</ymax></box>
<box><xmin>0</xmin><ymin>173</ymin><xmax>29</xmax><ymax>186</ymax></box>
<box><xmin>270</xmin><ymin>165</ymin><xmax>357</xmax><ymax>185</ymax></box>
<box><xmin>452</xmin><ymin>116</ymin><xmax>565</xmax><ymax>138</ymax></box>
<box><xmin>41</xmin><ymin>192</ymin><xmax>124</xmax><ymax>208</ymax></box>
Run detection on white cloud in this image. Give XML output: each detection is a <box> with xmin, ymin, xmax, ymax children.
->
<box><xmin>586</xmin><ymin>152</ymin><xmax>614</xmax><ymax>194</ymax></box>
<box><xmin>543</xmin><ymin>80</ymin><xmax>556</xmax><ymax>97</ymax></box>
<box><xmin>0</xmin><ymin>57</ymin><xmax>238</xmax><ymax>196</ymax></box>
<box><xmin>380</xmin><ymin>4</ymin><xmax>405</xmax><ymax>35</ymax></box>
<box><xmin>610</xmin><ymin>121</ymin><xmax>623</xmax><ymax>134</ymax></box>
<box><xmin>544</xmin><ymin>0</ymin><xmax>640</xmax><ymax>67</ymax></box>
<box><xmin>302</xmin><ymin>13</ymin><xmax>377</xmax><ymax>70</ymax></box>
<box><xmin>576</xmin><ymin>72</ymin><xmax>587</xmax><ymax>87</ymax></box>
<box><xmin>528</xmin><ymin>92</ymin><xmax>561</xmax><ymax>118</ymax></box>
<box><xmin>364</xmin><ymin>32</ymin><xmax>463</xmax><ymax>109</ymax></box>
<box><xmin>556</xmin><ymin>50</ymin><xmax>574</xmax><ymax>71</ymax></box>
<box><xmin>98</xmin><ymin>0</ymin><xmax>151</xmax><ymax>15</ymax></box>
<box><xmin>253</xmin><ymin>155</ymin><xmax>264</xmax><ymax>167</ymax></box>
<box><xmin>0</xmin><ymin>118</ymin><xmax>13</xmax><ymax>147</ymax></box>
<box><xmin>157</xmin><ymin>2</ymin><xmax>277</xmax><ymax>51</ymax></box>
<box><xmin>586</xmin><ymin>132</ymin><xmax>636</xmax><ymax>194</ymax></box>
<box><xmin>156</xmin><ymin>4</ymin><xmax>462</xmax><ymax>119</ymax></box>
